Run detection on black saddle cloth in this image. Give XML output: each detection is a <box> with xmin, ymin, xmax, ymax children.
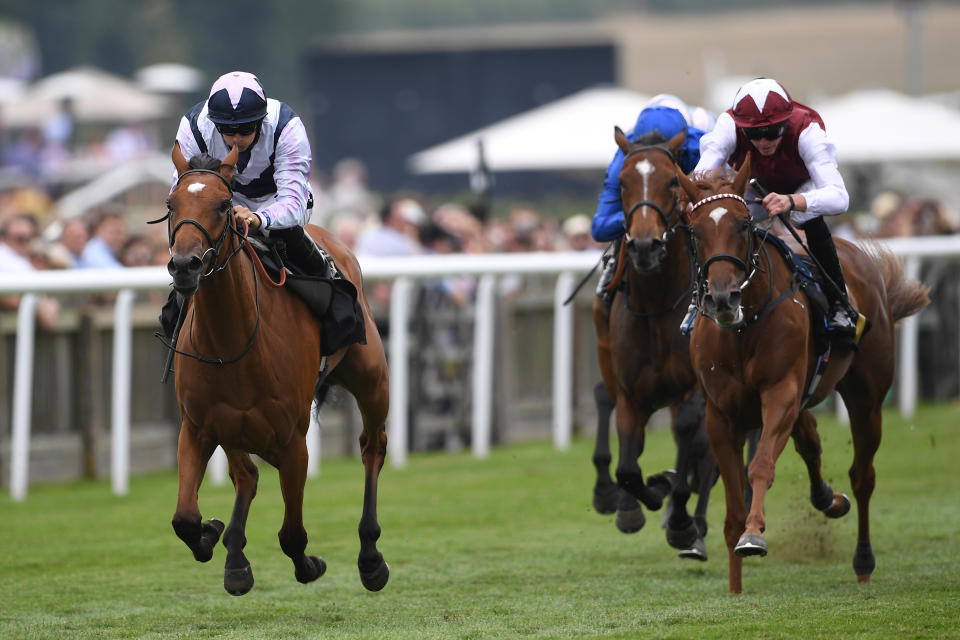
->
<box><xmin>248</xmin><ymin>231</ymin><xmax>366</xmax><ymax>356</ymax></box>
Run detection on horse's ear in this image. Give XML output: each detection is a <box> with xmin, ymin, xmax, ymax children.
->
<box><xmin>171</xmin><ymin>142</ymin><xmax>189</xmax><ymax>176</ymax></box>
<box><xmin>219</xmin><ymin>145</ymin><xmax>239</xmax><ymax>182</ymax></box>
<box><xmin>732</xmin><ymin>153</ymin><xmax>751</xmax><ymax>196</ymax></box>
<box><xmin>666</xmin><ymin>128</ymin><xmax>686</xmax><ymax>154</ymax></box>
<box><xmin>614</xmin><ymin>126</ymin><xmax>631</xmax><ymax>153</ymax></box>
<box><xmin>676</xmin><ymin>164</ymin><xmax>699</xmax><ymax>202</ymax></box>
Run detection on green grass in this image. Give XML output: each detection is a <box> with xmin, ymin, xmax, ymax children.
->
<box><xmin>2</xmin><ymin>403</ymin><xmax>959</xmax><ymax>639</ymax></box>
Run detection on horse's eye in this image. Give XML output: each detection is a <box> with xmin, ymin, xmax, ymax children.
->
<box><xmin>165</xmin><ymin>198</ymin><xmax>172</xmax><ymax>210</ymax></box>
<box><xmin>670</xmin><ymin>176</ymin><xmax>679</xmax><ymax>187</ymax></box>
<box><xmin>220</xmin><ymin>200</ymin><xmax>232</xmax><ymax>214</ymax></box>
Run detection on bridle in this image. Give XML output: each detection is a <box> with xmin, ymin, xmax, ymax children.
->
<box><xmin>149</xmin><ymin>166</ymin><xmax>264</xmax><ymax>366</ymax></box>
<box><xmin>148</xmin><ymin>167</ymin><xmax>244</xmax><ymax>278</ymax></box>
<box><xmin>689</xmin><ymin>192</ymin><xmax>783</xmax><ymax>329</ymax></box>
<box><xmin>617</xmin><ymin>145</ymin><xmax>695</xmax><ymax>317</ymax></box>
<box><xmin>620</xmin><ymin>145</ymin><xmax>684</xmax><ymax>242</ymax></box>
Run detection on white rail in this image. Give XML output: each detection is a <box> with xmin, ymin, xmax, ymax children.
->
<box><xmin>0</xmin><ymin>238</ymin><xmax>953</xmax><ymax>499</ymax></box>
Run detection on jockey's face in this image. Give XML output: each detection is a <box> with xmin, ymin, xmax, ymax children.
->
<box><xmin>219</xmin><ymin>130</ymin><xmax>257</xmax><ymax>152</ymax></box>
<box><xmin>750</xmin><ymin>136</ymin><xmax>782</xmax><ymax>156</ymax></box>
<box><xmin>215</xmin><ymin>120</ymin><xmax>260</xmax><ymax>152</ymax></box>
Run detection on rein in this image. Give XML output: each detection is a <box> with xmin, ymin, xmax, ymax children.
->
<box><xmin>151</xmin><ymin>168</ymin><xmax>285</xmax><ymax>372</ymax></box>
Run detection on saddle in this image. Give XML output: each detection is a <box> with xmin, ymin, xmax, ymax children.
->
<box><xmin>247</xmin><ymin>230</ymin><xmax>366</xmax><ymax>356</ymax></box>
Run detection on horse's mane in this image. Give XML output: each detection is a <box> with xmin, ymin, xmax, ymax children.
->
<box><xmin>188</xmin><ymin>153</ymin><xmax>222</xmax><ymax>171</ymax></box>
<box><xmin>688</xmin><ymin>168</ymin><xmax>737</xmax><ymax>194</ymax></box>
<box><xmin>635</xmin><ymin>130</ymin><xmax>668</xmax><ymax>146</ymax></box>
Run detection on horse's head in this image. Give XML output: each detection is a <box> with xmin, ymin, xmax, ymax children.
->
<box><xmin>678</xmin><ymin>155</ymin><xmax>754</xmax><ymax>328</ymax></box>
<box><xmin>615</xmin><ymin>126</ymin><xmax>686</xmax><ymax>273</ymax></box>
<box><xmin>165</xmin><ymin>143</ymin><xmax>239</xmax><ymax>296</ymax></box>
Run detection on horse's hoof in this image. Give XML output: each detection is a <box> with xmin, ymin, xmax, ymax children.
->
<box><xmin>593</xmin><ymin>483</ymin><xmax>619</xmax><ymax>515</ymax></box>
<box><xmin>360</xmin><ymin>560</ymin><xmax>390</xmax><ymax>591</ymax></box>
<box><xmin>615</xmin><ymin>506</ymin><xmax>646</xmax><ymax>533</ymax></box>
<box><xmin>735</xmin><ymin>533</ymin><xmax>767</xmax><ymax>557</ymax></box>
<box><xmin>646</xmin><ymin>470</ymin><xmax>676</xmax><ymax>498</ymax></box>
<box><xmin>296</xmin><ymin>555</ymin><xmax>327</xmax><ymax>584</ymax></box>
<box><xmin>823</xmin><ymin>493</ymin><xmax>851</xmax><ymax>519</ymax></box>
<box><xmin>224</xmin><ymin>564</ymin><xmax>254</xmax><ymax>596</ymax></box>
<box><xmin>856</xmin><ymin>574</ymin><xmax>871</xmax><ymax>584</ymax></box>
<box><xmin>678</xmin><ymin>537</ymin><xmax>708</xmax><ymax>562</ymax></box>
<box><xmin>666</xmin><ymin>520</ymin><xmax>699</xmax><ymax>550</ymax></box>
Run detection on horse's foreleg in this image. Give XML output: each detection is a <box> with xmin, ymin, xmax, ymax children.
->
<box><xmin>591</xmin><ymin>382</ymin><xmax>619</xmax><ymax>514</ymax></box>
<box><xmin>738</xmin><ymin>381</ymin><xmax>801</xmax><ymax>556</ymax></box>
<box><xmin>665</xmin><ymin>395</ymin><xmax>705</xmax><ymax>551</ymax></box>
<box><xmin>613</xmin><ymin>398</ymin><xmax>656</xmax><ymax>532</ymax></box>
<box><xmin>171</xmin><ymin>421</ymin><xmax>223</xmax><ymax>563</ymax></box>
<box><xmin>705</xmin><ymin>401</ymin><xmax>746</xmax><ymax>593</ymax></box>
<box><xmin>221</xmin><ymin>450</ymin><xmax>259</xmax><ymax>596</ymax></box>
<box><xmin>791</xmin><ymin>410</ymin><xmax>851</xmax><ymax>519</ymax></box>
<box><xmin>276</xmin><ymin>436</ymin><xmax>326</xmax><ymax>586</ymax></box>
<box><xmin>842</xmin><ymin>395</ymin><xmax>882</xmax><ymax>583</ymax></box>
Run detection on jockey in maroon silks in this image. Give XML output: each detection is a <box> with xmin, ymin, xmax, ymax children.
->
<box><xmin>693</xmin><ymin>77</ymin><xmax>859</xmax><ymax>338</ymax></box>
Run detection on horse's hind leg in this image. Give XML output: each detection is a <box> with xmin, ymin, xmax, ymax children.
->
<box><xmin>591</xmin><ymin>382</ymin><xmax>619</xmax><ymax>514</ymax></box>
<box><xmin>276</xmin><ymin>436</ymin><xmax>327</xmax><ymax>586</ymax></box>
<box><xmin>171</xmin><ymin>421</ymin><xmax>224</xmax><ymax>563</ymax></box>
<box><xmin>791</xmin><ymin>410</ymin><xmax>851</xmax><ymax>519</ymax></box>
<box><xmin>839</xmin><ymin>387</ymin><xmax>883</xmax><ymax>584</ymax></box>
<box><xmin>221</xmin><ymin>450</ymin><xmax>260</xmax><ymax>596</ymax></box>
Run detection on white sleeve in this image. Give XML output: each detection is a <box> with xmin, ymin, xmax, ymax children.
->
<box><xmin>693</xmin><ymin>111</ymin><xmax>737</xmax><ymax>175</ymax></box>
<box><xmin>171</xmin><ymin>116</ymin><xmax>202</xmax><ymax>192</ymax></box>
<box><xmin>790</xmin><ymin>122</ymin><xmax>849</xmax><ymax>225</ymax></box>
<box><xmin>254</xmin><ymin>117</ymin><xmax>313</xmax><ymax>229</ymax></box>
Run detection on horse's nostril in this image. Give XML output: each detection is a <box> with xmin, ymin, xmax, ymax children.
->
<box><xmin>729</xmin><ymin>290</ymin><xmax>742</xmax><ymax>308</ymax></box>
<box><xmin>703</xmin><ymin>294</ymin><xmax>716</xmax><ymax>312</ymax></box>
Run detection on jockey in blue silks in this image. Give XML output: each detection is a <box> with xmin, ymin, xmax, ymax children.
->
<box><xmin>592</xmin><ymin>105</ymin><xmax>707</xmax><ymax>308</ymax></box>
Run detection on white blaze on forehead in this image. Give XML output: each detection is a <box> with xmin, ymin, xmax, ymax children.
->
<box><xmin>709</xmin><ymin>207</ymin><xmax>728</xmax><ymax>226</ymax></box>
<box><xmin>633</xmin><ymin>159</ymin><xmax>654</xmax><ymax>219</ymax></box>
<box><xmin>187</xmin><ymin>182</ymin><xmax>206</xmax><ymax>194</ymax></box>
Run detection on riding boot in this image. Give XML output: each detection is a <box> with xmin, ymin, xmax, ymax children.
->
<box><xmin>272</xmin><ymin>226</ymin><xmax>330</xmax><ymax>278</ymax></box>
<box><xmin>679</xmin><ymin>299</ymin><xmax>698</xmax><ymax>336</ymax></box>
<box><xmin>595</xmin><ymin>239</ymin><xmax>620</xmax><ymax>311</ymax></box>
<box><xmin>798</xmin><ymin>216</ymin><xmax>857</xmax><ymax>338</ymax></box>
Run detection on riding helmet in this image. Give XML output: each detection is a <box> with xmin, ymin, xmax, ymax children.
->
<box><xmin>206</xmin><ymin>71</ymin><xmax>268</xmax><ymax>124</ymax></box>
<box><xmin>730</xmin><ymin>78</ymin><xmax>793</xmax><ymax>128</ymax></box>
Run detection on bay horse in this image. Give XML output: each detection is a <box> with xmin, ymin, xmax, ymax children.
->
<box><xmin>163</xmin><ymin>143</ymin><xmax>391</xmax><ymax>595</ymax></box>
<box><xmin>678</xmin><ymin>157</ymin><xmax>930</xmax><ymax>593</ymax></box>
<box><xmin>592</xmin><ymin>126</ymin><xmax>719</xmax><ymax>559</ymax></box>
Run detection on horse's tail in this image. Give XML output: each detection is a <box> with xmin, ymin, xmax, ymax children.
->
<box><xmin>867</xmin><ymin>241</ymin><xmax>931</xmax><ymax>323</ymax></box>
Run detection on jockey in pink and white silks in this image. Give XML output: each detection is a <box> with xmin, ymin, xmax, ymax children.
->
<box><xmin>690</xmin><ymin>77</ymin><xmax>859</xmax><ymax>339</ymax></box>
<box><xmin>173</xmin><ymin>71</ymin><xmax>323</xmax><ymax>274</ymax></box>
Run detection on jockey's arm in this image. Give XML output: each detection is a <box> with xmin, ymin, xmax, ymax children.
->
<box><xmin>252</xmin><ymin>118</ymin><xmax>313</xmax><ymax>231</ymax></box>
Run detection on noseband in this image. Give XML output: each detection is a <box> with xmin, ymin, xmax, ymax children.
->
<box><xmin>621</xmin><ymin>146</ymin><xmax>682</xmax><ymax>241</ymax></box>
<box><xmin>690</xmin><ymin>192</ymin><xmax>781</xmax><ymax>327</ymax></box>
<box><xmin>148</xmin><ymin>168</ymin><xmax>241</xmax><ymax>278</ymax></box>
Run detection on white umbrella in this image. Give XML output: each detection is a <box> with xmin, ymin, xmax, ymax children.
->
<box><xmin>813</xmin><ymin>89</ymin><xmax>960</xmax><ymax>163</ymax></box>
<box><xmin>408</xmin><ymin>86</ymin><xmax>652</xmax><ymax>174</ymax></box>
<box><xmin>0</xmin><ymin>66</ymin><xmax>173</xmax><ymax>127</ymax></box>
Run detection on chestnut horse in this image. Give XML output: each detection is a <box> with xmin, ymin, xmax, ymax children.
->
<box><xmin>592</xmin><ymin>126</ymin><xmax>718</xmax><ymax>559</ymax></box>
<box><xmin>678</xmin><ymin>158</ymin><xmax>930</xmax><ymax>593</ymax></box>
<box><xmin>163</xmin><ymin>144</ymin><xmax>390</xmax><ymax>595</ymax></box>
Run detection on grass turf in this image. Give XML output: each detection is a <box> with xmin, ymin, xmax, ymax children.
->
<box><xmin>1</xmin><ymin>403</ymin><xmax>958</xmax><ymax>639</ymax></box>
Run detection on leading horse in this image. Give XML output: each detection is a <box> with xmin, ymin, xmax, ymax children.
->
<box><xmin>679</xmin><ymin>158</ymin><xmax>930</xmax><ymax>593</ymax></box>
<box><xmin>592</xmin><ymin>126</ymin><xmax>719</xmax><ymax>558</ymax></box>
<box><xmin>163</xmin><ymin>143</ymin><xmax>391</xmax><ymax>595</ymax></box>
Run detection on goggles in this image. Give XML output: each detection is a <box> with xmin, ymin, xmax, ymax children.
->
<box><xmin>742</xmin><ymin>123</ymin><xmax>787</xmax><ymax>141</ymax></box>
<box><xmin>215</xmin><ymin>120</ymin><xmax>260</xmax><ymax>136</ymax></box>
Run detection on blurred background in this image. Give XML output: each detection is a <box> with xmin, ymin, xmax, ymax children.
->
<box><xmin>1</xmin><ymin>0</ymin><xmax>958</xmax><ymax>487</ymax></box>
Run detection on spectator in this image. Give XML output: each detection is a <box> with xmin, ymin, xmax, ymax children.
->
<box><xmin>78</xmin><ymin>209</ymin><xmax>127</xmax><ymax>269</ymax></box>
<box><xmin>330</xmin><ymin>214</ymin><xmax>362</xmax><ymax>251</ymax></box>
<box><xmin>53</xmin><ymin>217</ymin><xmax>90</xmax><ymax>267</ymax></box>
<box><xmin>561</xmin><ymin>214</ymin><xmax>597</xmax><ymax>251</ymax></box>
<box><xmin>0</xmin><ymin>212</ymin><xmax>59</xmax><ymax>327</ymax></box>
<box><xmin>355</xmin><ymin>196</ymin><xmax>425</xmax><ymax>257</ymax></box>
<box><xmin>120</xmin><ymin>234</ymin><xmax>155</xmax><ymax>267</ymax></box>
